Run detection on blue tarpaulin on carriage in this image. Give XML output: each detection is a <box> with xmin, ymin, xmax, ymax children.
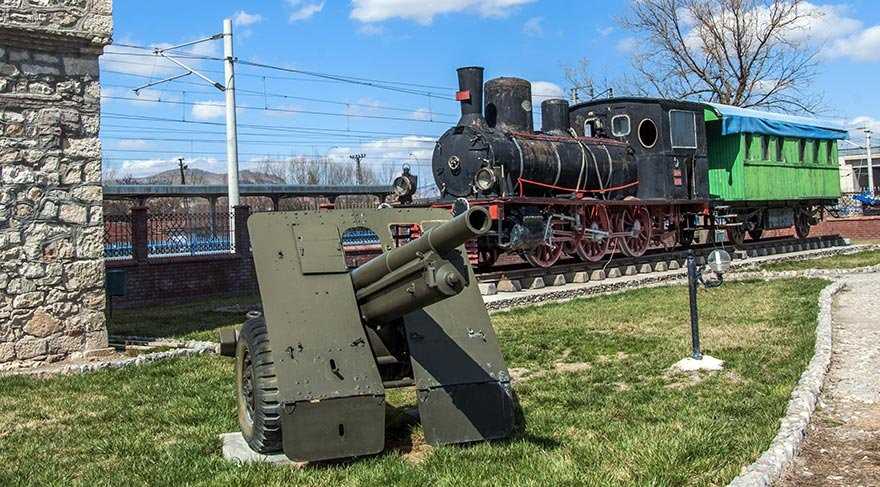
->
<box><xmin>706</xmin><ymin>103</ymin><xmax>848</xmax><ymax>140</ymax></box>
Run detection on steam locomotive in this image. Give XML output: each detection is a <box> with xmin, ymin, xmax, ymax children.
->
<box><xmin>393</xmin><ymin>66</ymin><xmax>845</xmax><ymax>268</ymax></box>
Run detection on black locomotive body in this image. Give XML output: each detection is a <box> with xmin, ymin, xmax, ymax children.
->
<box><xmin>420</xmin><ymin>66</ymin><xmax>712</xmax><ymax>268</ymax></box>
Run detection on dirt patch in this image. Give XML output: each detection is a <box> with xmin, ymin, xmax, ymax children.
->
<box><xmin>596</xmin><ymin>351</ymin><xmax>630</xmax><ymax>364</ymax></box>
<box><xmin>509</xmin><ymin>360</ymin><xmax>592</xmax><ymax>384</ymax></box>
<box><xmin>553</xmin><ymin>362</ymin><xmax>592</xmax><ymax>374</ymax></box>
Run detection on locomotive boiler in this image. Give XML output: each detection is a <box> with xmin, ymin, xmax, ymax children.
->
<box><xmin>433</xmin><ymin>67</ymin><xmax>639</xmax><ymax>199</ymax></box>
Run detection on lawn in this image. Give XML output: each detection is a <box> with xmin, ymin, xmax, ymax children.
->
<box><xmin>761</xmin><ymin>249</ymin><xmax>880</xmax><ymax>272</ymax></box>
<box><xmin>1</xmin><ymin>278</ymin><xmax>828</xmax><ymax>486</ymax></box>
<box><xmin>108</xmin><ymin>294</ymin><xmax>260</xmax><ymax>342</ymax></box>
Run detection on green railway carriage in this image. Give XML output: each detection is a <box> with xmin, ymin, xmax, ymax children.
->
<box><xmin>701</xmin><ymin>103</ymin><xmax>848</xmax><ymax>242</ymax></box>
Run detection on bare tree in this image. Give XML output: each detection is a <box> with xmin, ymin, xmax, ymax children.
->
<box><xmin>563</xmin><ymin>58</ymin><xmax>620</xmax><ymax>103</ymax></box>
<box><xmin>622</xmin><ymin>0</ymin><xmax>823</xmax><ymax>113</ymax></box>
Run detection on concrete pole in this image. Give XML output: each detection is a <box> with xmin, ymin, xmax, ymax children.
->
<box><xmin>223</xmin><ymin>18</ymin><xmax>241</xmax><ymax>250</ymax></box>
<box><xmin>867</xmin><ymin>130</ymin><xmax>874</xmax><ymax>197</ymax></box>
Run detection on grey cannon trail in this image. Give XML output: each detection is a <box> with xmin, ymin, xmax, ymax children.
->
<box><xmin>221</xmin><ymin>206</ymin><xmax>517</xmax><ymax>463</ymax></box>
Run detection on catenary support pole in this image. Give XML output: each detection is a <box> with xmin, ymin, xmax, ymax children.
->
<box><xmin>867</xmin><ymin>129</ymin><xmax>874</xmax><ymax>197</ymax></box>
<box><xmin>223</xmin><ymin>18</ymin><xmax>241</xmax><ymax>250</ymax></box>
<box><xmin>686</xmin><ymin>251</ymin><xmax>703</xmax><ymax>360</ymax></box>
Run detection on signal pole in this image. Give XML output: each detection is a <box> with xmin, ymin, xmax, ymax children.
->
<box><xmin>177</xmin><ymin>157</ymin><xmax>188</xmax><ymax>185</ymax></box>
<box><xmin>223</xmin><ymin>18</ymin><xmax>241</xmax><ymax>212</ymax></box>
<box><xmin>350</xmin><ymin>153</ymin><xmax>366</xmax><ymax>185</ymax></box>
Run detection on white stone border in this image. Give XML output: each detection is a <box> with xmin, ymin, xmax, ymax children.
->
<box><xmin>0</xmin><ymin>341</ymin><xmax>218</xmax><ymax>379</ymax></box>
<box><xmin>726</xmin><ymin>278</ymin><xmax>846</xmax><ymax>486</ymax></box>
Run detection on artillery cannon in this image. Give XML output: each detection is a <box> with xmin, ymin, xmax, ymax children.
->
<box><xmin>221</xmin><ymin>206</ymin><xmax>516</xmax><ymax>462</ymax></box>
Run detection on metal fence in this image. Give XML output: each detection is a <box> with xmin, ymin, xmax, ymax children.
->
<box><xmin>104</xmin><ymin>214</ymin><xmax>133</xmax><ymax>260</ymax></box>
<box><xmin>147</xmin><ymin>211</ymin><xmax>232</xmax><ymax>256</ymax></box>
<box><xmin>831</xmin><ymin>192</ymin><xmax>880</xmax><ymax>217</ymax></box>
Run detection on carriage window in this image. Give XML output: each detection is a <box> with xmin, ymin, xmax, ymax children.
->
<box><xmin>611</xmin><ymin>115</ymin><xmax>631</xmax><ymax>137</ymax></box>
<box><xmin>638</xmin><ymin>118</ymin><xmax>658</xmax><ymax>148</ymax></box>
<box><xmin>826</xmin><ymin>141</ymin><xmax>834</xmax><ymax>164</ymax></box>
<box><xmin>761</xmin><ymin>136</ymin><xmax>769</xmax><ymax>161</ymax></box>
<box><xmin>669</xmin><ymin>110</ymin><xmax>697</xmax><ymax>149</ymax></box>
<box><xmin>812</xmin><ymin>140</ymin><xmax>820</xmax><ymax>163</ymax></box>
<box><xmin>798</xmin><ymin>139</ymin><xmax>806</xmax><ymax>162</ymax></box>
<box><xmin>745</xmin><ymin>134</ymin><xmax>754</xmax><ymax>159</ymax></box>
<box><xmin>776</xmin><ymin>137</ymin><xmax>784</xmax><ymax>162</ymax></box>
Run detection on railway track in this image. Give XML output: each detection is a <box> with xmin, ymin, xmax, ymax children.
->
<box><xmin>474</xmin><ymin>234</ymin><xmax>848</xmax><ymax>294</ymax></box>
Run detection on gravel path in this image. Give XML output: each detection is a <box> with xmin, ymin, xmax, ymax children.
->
<box><xmin>779</xmin><ymin>273</ymin><xmax>880</xmax><ymax>486</ymax></box>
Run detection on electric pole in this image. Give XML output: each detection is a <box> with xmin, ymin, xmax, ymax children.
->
<box><xmin>867</xmin><ymin>129</ymin><xmax>874</xmax><ymax>196</ymax></box>
<box><xmin>177</xmin><ymin>157</ymin><xmax>187</xmax><ymax>185</ymax></box>
<box><xmin>350</xmin><ymin>153</ymin><xmax>366</xmax><ymax>185</ymax></box>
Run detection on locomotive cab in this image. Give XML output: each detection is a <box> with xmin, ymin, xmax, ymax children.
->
<box><xmin>570</xmin><ymin>98</ymin><xmax>710</xmax><ymax>203</ymax></box>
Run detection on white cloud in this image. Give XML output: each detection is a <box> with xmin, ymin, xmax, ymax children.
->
<box><xmin>101</xmin><ymin>87</ymin><xmax>179</xmax><ymax>107</ymax></box>
<box><xmin>344</xmin><ymin>97</ymin><xmax>384</xmax><ymax>117</ymax></box>
<box><xmin>523</xmin><ymin>16</ymin><xmax>543</xmax><ymax>37</ymax></box>
<box><xmin>351</xmin><ymin>0</ymin><xmax>535</xmax><ymax>25</ymax></box>
<box><xmin>412</xmin><ymin>108</ymin><xmax>433</xmax><ymax>121</ymax></box>
<box><xmin>597</xmin><ymin>26</ymin><xmax>614</xmax><ymax>37</ymax></box>
<box><xmin>326</xmin><ymin>135</ymin><xmax>435</xmax><ymax>165</ymax></box>
<box><xmin>531</xmin><ymin>81</ymin><xmax>565</xmax><ymax>105</ymax></box>
<box><xmin>191</xmin><ymin>100</ymin><xmax>225</xmax><ymax>120</ymax></box>
<box><xmin>616</xmin><ymin>36</ymin><xmax>638</xmax><ymax>54</ymax></box>
<box><xmin>847</xmin><ymin>116</ymin><xmax>880</xmax><ymax>142</ymax></box>
<box><xmin>358</xmin><ymin>24</ymin><xmax>385</xmax><ymax>36</ymax></box>
<box><xmin>288</xmin><ymin>0</ymin><xmax>325</xmax><ymax>22</ymax></box>
<box><xmin>826</xmin><ymin>25</ymin><xmax>880</xmax><ymax>62</ymax></box>
<box><xmin>113</xmin><ymin>157</ymin><xmax>223</xmax><ymax>178</ymax></box>
<box><xmin>233</xmin><ymin>10</ymin><xmax>263</xmax><ymax>27</ymax></box>
<box><xmin>115</xmin><ymin>139</ymin><xmax>150</xmax><ymax>150</ymax></box>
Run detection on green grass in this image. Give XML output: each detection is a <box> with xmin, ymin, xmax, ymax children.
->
<box><xmin>1</xmin><ymin>279</ymin><xmax>828</xmax><ymax>486</ymax></box>
<box><xmin>108</xmin><ymin>294</ymin><xmax>260</xmax><ymax>342</ymax></box>
<box><xmin>761</xmin><ymin>249</ymin><xmax>880</xmax><ymax>272</ymax></box>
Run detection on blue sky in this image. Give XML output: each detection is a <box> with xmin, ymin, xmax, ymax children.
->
<box><xmin>101</xmin><ymin>0</ymin><xmax>880</xmax><ymax>182</ymax></box>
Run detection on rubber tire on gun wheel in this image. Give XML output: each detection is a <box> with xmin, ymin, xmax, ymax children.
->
<box><xmin>236</xmin><ymin>317</ymin><xmax>282</xmax><ymax>453</ymax></box>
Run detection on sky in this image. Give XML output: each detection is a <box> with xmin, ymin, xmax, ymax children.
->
<box><xmin>100</xmin><ymin>0</ymin><xmax>880</xmax><ymax>185</ymax></box>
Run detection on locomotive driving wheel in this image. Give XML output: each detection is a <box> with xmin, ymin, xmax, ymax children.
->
<box><xmin>575</xmin><ymin>206</ymin><xmax>612</xmax><ymax>262</ymax></box>
<box><xmin>727</xmin><ymin>226</ymin><xmax>746</xmax><ymax>247</ymax></box>
<box><xmin>616</xmin><ymin>206</ymin><xmax>653</xmax><ymax>257</ymax></box>
<box><xmin>525</xmin><ymin>220</ymin><xmax>564</xmax><ymax>268</ymax></box>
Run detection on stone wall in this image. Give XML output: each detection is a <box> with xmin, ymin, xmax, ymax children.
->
<box><xmin>0</xmin><ymin>0</ymin><xmax>112</xmax><ymax>366</ymax></box>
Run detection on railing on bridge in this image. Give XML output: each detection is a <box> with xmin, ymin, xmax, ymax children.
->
<box><xmin>147</xmin><ymin>211</ymin><xmax>232</xmax><ymax>256</ymax></box>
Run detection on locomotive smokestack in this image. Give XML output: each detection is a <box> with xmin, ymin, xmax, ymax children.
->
<box><xmin>541</xmin><ymin>99</ymin><xmax>570</xmax><ymax>135</ymax></box>
<box><xmin>456</xmin><ymin>66</ymin><xmax>485</xmax><ymax>126</ymax></box>
<box><xmin>484</xmin><ymin>77</ymin><xmax>533</xmax><ymax>132</ymax></box>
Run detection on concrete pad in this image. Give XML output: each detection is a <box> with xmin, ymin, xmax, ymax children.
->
<box><xmin>746</xmin><ymin>249</ymin><xmax>758</xmax><ymax>258</ymax></box>
<box><xmin>669</xmin><ymin>355</ymin><xmax>724</xmax><ymax>372</ymax></box>
<box><xmin>757</xmin><ymin>248</ymin><xmax>768</xmax><ymax>256</ymax></box>
<box><xmin>606</xmin><ymin>267</ymin><xmax>622</xmax><ymax>279</ymax></box>
<box><xmin>478</xmin><ymin>283</ymin><xmax>497</xmax><ymax>296</ymax></box>
<box><xmin>654</xmin><ymin>262</ymin><xmax>667</xmax><ymax>272</ymax></box>
<box><xmin>590</xmin><ymin>270</ymin><xmax>606</xmax><ymax>281</ymax></box>
<box><xmin>624</xmin><ymin>265</ymin><xmax>638</xmax><ymax>276</ymax></box>
<box><xmin>497</xmin><ymin>279</ymin><xmax>522</xmax><ymax>293</ymax></box>
<box><xmin>843</xmin><ymin>238</ymin><xmax>852</xmax><ymax>245</ymax></box>
<box><xmin>525</xmin><ymin>277</ymin><xmax>545</xmax><ymax>290</ymax></box>
<box><xmin>668</xmin><ymin>260</ymin><xmax>681</xmax><ymax>270</ymax></box>
<box><xmin>220</xmin><ymin>432</ymin><xmax>304</xmax><ymax>467</ymax></box>
<box><xmin>639</xmin><ymin>263</ymin><xmax>653</xmax><ymax>273</ymax></box>
<box><xmin>571</xmin><ymin>271</ymin><xmax>589</xmax><ymax>283</ymax></box>
<box><xmin>550</xmin><ymin>274</ymin><xmax>567</xmax><ymax>286</ymax></box>
<box><xmin>734</xmin><ymin>250</ymin><xmax>748</xmax><ymax>260</ymax></box>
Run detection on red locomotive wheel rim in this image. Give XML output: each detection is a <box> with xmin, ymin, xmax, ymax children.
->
<box><xmin>618</xmin><ymin>207</ymin><xmax>652</xmax><ymax>257</ymax></box>
<box><xmin>576</xmin><ymin>206</ymin><xmax>611</xmax><ymax>262</ymax></box>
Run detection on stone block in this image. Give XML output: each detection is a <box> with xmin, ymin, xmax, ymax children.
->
<box><xmin>21</xmin><ymin>63</ymin><xmax>61</xmax><ymax>76</ymax></box>
<box><xmin>590</xmin><ymin>270</ymin><xmax>606</xmax><ymax>281</ymax></box>
<box><xmin>63</xmin><ymin>56</ymin><xmax>99</xmax><ymax>76</ymax></box>
<box><xmin>15</xmin><ymin>337</ymin><xmax>48</xmax><ymax>360</ymax></box>
<box><xmin>550</xmin><ymin>274</ymin><xmax>566</xmax><ymax>286</ymax></box>
<box><xmin>8</xmin><ymin>49</ymin><xmax>29</xmax><ymax>62</ymax></box>
<box><xmin>13</xmin><ymin>291</ymin><xmax>43</xmax><ymax>309</ymax></box>
<box><xmin>623</xmin><ymin>265</ymin><xmax>638</xmax><ymax>276</ymax></box>
<box><xmin>571</xmin><ymin>271</ymin><xmax>589</xmax><ymax>283</ymax></box>
<box><xmin>33</xmin><ymin>53</ymin><xmax>59</xmax><ymax>64</ymax></box>
<box><xmin>525</xmin><ymin>277</ymin><xmax>545</xmax><ymax>290</ymax></box>
<box><xmin>83</xmin><ymin>347</ymin><xmax>115</xmax><ymax>359</ymax></box>
<box><xmin>496</xmin><ymin>278</ymin><xmax>522</xmax><ymax>293</ymax></box>
<box><xmin>639</xmin><ymin>263</ymin><xmax>653</xmax><ymax>273</ymax></box>
<box><xmin>0</xmin><ymin>63</ymin><xmax>19</xmax><ymax>76</ymax></box>
<box><xmin>668</xmin><ymin>260</ymin><xmax>681</xmax><ymax>270</ymax></box>
<box><xmin>221</xmin><ymin>432</ymin><xmax>303</xmax><ymax>466</ymax></box>
<box><xmin>606</xmin><ymin>267</ymin><xmax>622</xmax><ymax>279</ymax></box>
<box><xmin>478</xmin><ymin>283</ymin><xmax>497</xmax><ymax>296</ymax></box>
<box><xmin>654</xmin><ymin>262</ymin><xmax>668</xmax><ymax>272</ymax></box>
<box><xmin>59</xmin><ymin>203</ymin><xmax>87</xmax><ymax>223</ymax></box>
<box><xmin>24</xmin><ymin>308</ymin><xmax>61</xmax><ymax>337</ymax></box>
<box><xmin>0</xmin><ymin>342</ymin><xmax>15</xmax><ymax>362</ymax></box>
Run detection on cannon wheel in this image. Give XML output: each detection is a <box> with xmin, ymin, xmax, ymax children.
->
<box><xmin>236</xmin><ymin>317</ymin><xmax>282</xmax><ymax>453</ymax></box>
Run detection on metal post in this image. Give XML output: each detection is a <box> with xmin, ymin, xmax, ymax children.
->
<box><xmin>686</xmin><ymin>251</ymin><xmax>702</xmax><ymax>360</ymax></box>
<box><xmin>223</xmin><ymin>18</ymin><xmax>241</xmax><ymax>250</ymax></box>
<box><xmin>867</xmin><ymin>129</ymin><xmax>874</xmax><ymax>197</ymax></box>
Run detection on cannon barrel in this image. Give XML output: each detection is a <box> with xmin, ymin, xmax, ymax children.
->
<box><xmin>350</xmin><ymin>206</ymin><xmax>492</xmax><ymax>291</ymax></box>
<box><xmin>352</xmin><ymin>206</ymin><xmax>492</xmax><ymax>323</ymax></box>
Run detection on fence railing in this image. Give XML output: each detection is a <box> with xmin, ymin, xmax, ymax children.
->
<box><xmin>147</xmin><ymin>211</ymin><xmax>232</xmax><ymax>256</ymax></box>
<box><xmin>831</xmin><ymin>192</ymin><xmax>880</xmax><ymax>217</ymax></box>
<box><xmin>104</xmin><ymin>214</ymin><xmax>133</xmax><ymax>260</ymax></box>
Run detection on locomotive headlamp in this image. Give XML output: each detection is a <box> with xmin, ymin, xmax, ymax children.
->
<box><xmin>392</xmin><ymin>175</ymin><xmax>413</xmax><ymax>197</ymax></box>
<box><xmin>474</xmin><ymin>167</ymin><xmax>497</xmax><ymax>192</ymax></box>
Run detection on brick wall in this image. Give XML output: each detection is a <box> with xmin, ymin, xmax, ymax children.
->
<box><xmin>765</xmin><ymin>216</ymin><xmax>880</xmax><ymax>240</ymax></box>
<box><xmin>0</xmin><ymin>0</ymin><xmax>112</xmax><ymax>366</ymax></box>
<box><xmin>106</xmin><ymin>254</ymin><xmax>258</xmax><ymax>309</ymax></box>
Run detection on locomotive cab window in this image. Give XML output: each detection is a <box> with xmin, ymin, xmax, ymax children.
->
<box><xmin>669</xmin><ymin>110</ymin><xmax>697</xmax><ymax>149</ymax></box>
<box><xmin>638</xmin><ymin>118</ymin><xmax>658</xmax><ymax>148</ymax></box>
<box><xmin>583</xmin><ymin>120</ymin><xmax>594</xmax><ymax>138</ymax></box>
<box><xmin>611</xmin><ymin>115</ymin><xmax>631</xmax><ymax>137</ymax></box>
